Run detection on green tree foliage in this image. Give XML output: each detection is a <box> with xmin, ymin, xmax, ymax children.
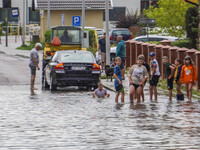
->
<box><xmin>44</xmin><ymin>30</ymin><xmax>51</xmax><ymax>43</ymax></box>
<box><xmin>185</xmin><ymin>7</ymin><xmax>198</xmax><ymax>49</ymax></box>
<box><xmin>143</xmin><ymin>0</ymin><xmax>192</xmax><ymax>38</ymax></box>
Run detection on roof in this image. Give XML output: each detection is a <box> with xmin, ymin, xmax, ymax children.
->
<box><xmin>35</xmin><ymin>0</ymin><xmax>113</xmax><ymax>10</ymax></box>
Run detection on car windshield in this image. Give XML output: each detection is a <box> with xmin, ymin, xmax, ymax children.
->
<box><xmin>113</xmin><ymin>30</ymin><xmax>130</xmax><ymax>35</ymax></box>
<box><xmin>52</xmin><ymin>29</ymin><xmax>80</xmax><ymax>44</ymax></box>
<box><xmin>59</xmin><ymin>52</ymin><xmax>94</xmax><ymax>63</ymax></box>
<box><xmin>97</xmin><ymin>30</ymin><xmax>104</xmax><ymax>35</ymax></box>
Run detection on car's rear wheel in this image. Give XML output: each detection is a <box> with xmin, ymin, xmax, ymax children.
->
<box><xmin>50</xmin><ymin>76</ymin><xmax>57</xmax><ymax>91</ymax></box>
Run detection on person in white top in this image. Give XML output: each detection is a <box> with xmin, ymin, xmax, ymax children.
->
<box><xmin>149</xmin><ymin>52</ymin><xmax>160</xmax><ymax>101</ymax></box>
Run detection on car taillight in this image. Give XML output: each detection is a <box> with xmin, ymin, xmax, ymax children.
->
<box><xmin>46</xmin><ymin>51</ymin><xmax>54</xmax><ymax>56</ymax></box>
<box><xmin>55</xmin><ymin>63</ymin><xmax>64</xmax><ymax>70</ymax></box>
<box><xmin>92</xmin><ymin>63</ymin><xmax>100</xmax><ymax>70</ymax></box>
<box><xmin>129</xmin><ymin>35</ymin><xmax>133</xmax><ymax>39</ymax></box>
<box><xmin>110</xmin><ymin>36</ymin><xmax>114</xmax><ymax>40</ymax></box>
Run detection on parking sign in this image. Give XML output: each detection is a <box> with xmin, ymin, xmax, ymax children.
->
<box><xmin>72</xmin><ymin>16</ymin><xmax>81</xmax><ymax>27</ymax></box>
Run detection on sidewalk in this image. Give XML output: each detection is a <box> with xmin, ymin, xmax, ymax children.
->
<box><xmin>0</xmin><ymin>35</ymin><xmax>43</xmax><ymax>58</ymax></box>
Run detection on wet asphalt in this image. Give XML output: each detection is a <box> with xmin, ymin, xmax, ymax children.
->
<box><xmin>0</xmin><ymin>49</ymin><xmax>200</xmax><ymax>150</ymax></box>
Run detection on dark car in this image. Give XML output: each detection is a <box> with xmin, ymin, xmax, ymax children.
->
<box><xmin>44</xmin><ymin>50</ymin><xmax>101</xmax><ymax>91</ymax></box>
<box><xmin>109</xmin><ymin>28</ymin><xmax>133</xmax><ymax>43</ymax></box>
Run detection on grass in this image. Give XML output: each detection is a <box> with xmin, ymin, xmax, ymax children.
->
<box><xmin>157</xmin><ymin>78</ymin><xmax>200</xmax><ymax>99</ymax></box>
<box><xmin>16</xmin><ymin>42</ymin><xmax>45</xmax><ymax>50</ymax></box>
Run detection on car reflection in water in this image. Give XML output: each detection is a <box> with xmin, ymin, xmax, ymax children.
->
<box><xmin>44</xmin><ymin>50</ymin><xmax>101</xmax><ymax>91</ymax></box>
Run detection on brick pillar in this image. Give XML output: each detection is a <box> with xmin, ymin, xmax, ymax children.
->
<box><xmin>161</xmin><ymin>45</ymin><xmax>171</xmax><ymax>79</ymax></box>
<box><xmin>154</xmin><ymin>45</ymin><xmax>163</xmax><ymax>77</ymax></box>
<box><xmin>130</xmin><ymin>41</ymin><xmax>137</xmax><ymax>66</ymax></box>
<box><xmin>195</xmin><ymin>52</ymin><xmax>200</xmax><ymax>91</ymax></box>
<box><xmin>177</xmin><ymin>47</ymin><xmax>188</xmax><ymax>61</ymax></box>
<box><xmin>185</xmin><ymin>49</ymin><xmax>198</xmax><ymax>63</ymax></box>
<box><xmin>142</xmin><ymin>43</ymin><xmax>149</xmax><ymax>63</ymax></box>
<box><xmin>147</xmin><ymin>44</ymin><xmax>156</xmax><ymax>62</ymax></box>
<box><xmin>125</xmin><ymin>40</ymin><xmax>131</xmax><ymax>68</ymax></box>
<box><xmin>160</xmin><ymin>40</ymin><xmax>173</xmax><ymax>46</ymax></box>
<box><xmin>136</xmin><ymin>42</ymin><xmax>143</xmax><ymax>60</ymax></box>
<box><xmin>168</xmin><ymin>46</ymin><xmax>178</xmax><ymax>64</ymax></box>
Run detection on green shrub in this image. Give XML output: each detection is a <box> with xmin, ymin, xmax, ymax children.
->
<box><xmin>171</xmin><ymin>39</ymin><xmax>193</xmax><ymax>49</ymax></box>
<box><xmin>87</xmin><ymin>46</ymin><xmax>97</xmax><ymax>56</ymax></box>
<box><xmin>45</xmin><ymin>30</ymin><xmax>51</xmax><ymax>43</ymax></box>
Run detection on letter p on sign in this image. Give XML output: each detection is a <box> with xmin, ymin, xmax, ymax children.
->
<box><xmin>72</xmin><ymin>16</ymin><xmax>81</xmax><ymax>27</ymax></box>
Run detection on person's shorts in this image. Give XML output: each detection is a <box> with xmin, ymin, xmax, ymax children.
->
<box><xmin>167</xmin><ymin>78</ymin><xmax>174</xmax><ymax>90</ymax></box>
<box><xmin>115</xmin><ymin>84</ymin><xmax>124</xmax><ymax>93</ymax></box>
<box><xmin>130</xmin><ymin>83</ymin><xmax>141</xmax><ymax>90</ymax></box>
<box><xmin>120</xmin><ymin>57</ymin><xmax>125</xmax><ymax>69</ymax></box>
<box><xmin>149</xmin><ymin>75</ymin><xmax>160</xmax><ymax>86</ymax></box>
<box><xmin>29</xmin><ymin>65</ymin><xmax>36</xmax><ymax>75</ymax></box>
<box><xmin>101</xmin><ymin>52</ymin><xmax>106</xmax><ymax>63</ymax></box>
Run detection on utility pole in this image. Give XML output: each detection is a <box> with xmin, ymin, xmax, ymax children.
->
<box><xmin>47</xmin><ymin>0</ymin><xmax>50</xmax><ymax>30</ymax></box>
<box><xmin>5</xmin><ymin>8</ymin><xmax>8</xmax><ymax>47</ymax></box>
<box><xmin>81</xmin><ymin>0</ymin><xmax>85</xmax><ymax>48</ymax></box>
<box><xmin>105</xmin><ymin>0</ymin><xmax>110</xmax><ymax>65</ymax></box>
<box><xmin>22</xmin><ymin>0</ymin><xmax>25</xmax><ymax>45</ymax></box>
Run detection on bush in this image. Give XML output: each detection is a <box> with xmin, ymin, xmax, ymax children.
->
<box><xmin>87</xmin><ymin>46</ymin><xmax>97</xmax><ymax>56</ymax></box>
<box><xmin>45</xmin><ymin>30</ymin><xmax>51</xmax><ymax>43</ymax></box>
<box><xmin>171</xmin><ymin>39</ymin><xmax>193</xmax><ymax>49</ymax></box>
<box><xmin>114</xmin><ymin>10</ymin><xmax>142</xmax><ymax>28</ymax></box>
<box><xmin>185</xmin><ymin>7</ymin><xmax>198</xmax><ymax>49</ymax></box>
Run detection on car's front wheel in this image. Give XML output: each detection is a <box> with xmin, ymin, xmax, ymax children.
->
<box><xmin>50</xmin><ymin>76</ymin><xmax>57</xmax><ymax>91</ymax></box>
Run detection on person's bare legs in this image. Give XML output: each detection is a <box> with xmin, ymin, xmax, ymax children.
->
<box><xmin>185</xmin><ymin>84</ymin><xmax>189</xmax><ymax>100</ymax></box>
<box><xmin>176</xmin><ymin>84</ymin><xmax>182</xmax><ymax>95</ymax></box>
<box><xmin>188</xmin><ymin>84</ymin><xmax>193</xmax><ymax>101</ymax></box>
<box><xmin>121</xmin><ymin>92</ymin><xmax>125</xmax><ymax>103</ymax></box>
<box><xmin>142</xmin><ymin>87</ymin><xmax>145</xmax><ymax>102</ymax></box>
<box><xmin>129</xmin><ymin>85</ymin><xmax>135</xmax><ymax>103</ymax></box>
<box><xmin>115</xmin><ymin>92</ymin><xmax>120</xmax><ymax>103</ymax></box>
<box><xmin>30</xmin><ymin>75</ymin><xmax>35</xmax><ymax>94</ymax></box>
<box><xmin>169</xmin><ymin>89</ymin><xmax>172</xmax><ymax>101</ymax></box>
<box><xmin>153</xmin><ymin>86</ymin><xmax>157</xmax><ymax>101</ymax></box>
<box><xmin>136</xmin><ymin>86</ymin><xmax>142</xmax><ymax>103</ymax></box>
<box><xmin>149</xmin><ymin>86</ymin><xmax>153</xmax><ymax>101</ymax></box>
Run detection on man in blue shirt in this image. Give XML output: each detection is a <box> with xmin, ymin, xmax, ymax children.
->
<box><xmin>98</xmin><ymin>33</ymin><xmax>106</xmax><ymax>72</ymax></box>
<box><xmin>116</xmin><ymin>35</ymin><xmax>126</xmax><ymax>79</ymax></box>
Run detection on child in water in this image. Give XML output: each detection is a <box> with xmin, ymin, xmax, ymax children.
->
<box><xmin>173</xmin><ymin>58</ymin><xmax>184</xmax><ymax>100</ymax></box>
<box><xmin>93</xmin><ymin>82</ymin><xmax>110</xmax><ymax>98</ymax></box>
<box><xmin>113</xmin><ymin>57</ymin><xmax>125</xmax><ymax>103</ymax></box>
<box><xmin>180</xmin><ymin>56</ymin><xmax>197</xmax><ymax>101</ymax></box>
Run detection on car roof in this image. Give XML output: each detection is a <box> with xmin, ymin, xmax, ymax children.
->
<box><xmin>133</xmin><ymin>35</ymin><xmax>178</xmax><ymax>41</ymax></box>
<box><xmin>56</xmin><ymin>50</ymin><xmax>93</xmax><ymax>55</ymax></box>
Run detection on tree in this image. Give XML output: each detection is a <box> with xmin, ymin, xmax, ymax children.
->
<box><xmin>114</xmin><ymin>10</ymin><xmax>142</xmax><ymax>28</ymax></box>
<box><xmin>185</xmin><ymin>7</ymin><xmax>198</xmax><ymax>49</ymax></box>
<box><xmin>143</xmin><ymin>0</ymin><xmax>193</xmax><ymax>38</ymax></box>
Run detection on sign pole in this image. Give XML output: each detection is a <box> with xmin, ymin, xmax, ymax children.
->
<box><xmin>81</xmin><ymin>0</ymin><xmax>85</xmax><ymax>48</ymax></box>
<box><xmin>105</xmin><ymin>0</ymin><xmax>110</xmax><ymax>65</ymax></box>
<box><xmin>47</xmin><ymin>0</ymin><xmax>50</xmax><ymax>30</ymax></box>
<box><xmin>5</xmin><ymin>9</ymin><xmax>8</xmax><ymax>47</ymax></box>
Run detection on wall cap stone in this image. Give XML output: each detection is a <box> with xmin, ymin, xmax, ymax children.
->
<box><xmin>136</xmin><ymin>42</ymin><xmax>144</xmax><ymax>45</ymax></box>
<box><xmin>162</xmin><ymin>45</ymin><xmax>171</xmax><ymax>49</ymax></box>
<box><xmin>177</xmin><ymin>47</ymin><xmax>189</xmax><ymax>52</ymax></box>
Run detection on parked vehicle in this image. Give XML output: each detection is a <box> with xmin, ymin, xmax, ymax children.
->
<box><xmin>44</xmin><ymin>50</ymin><xmax>101</xmax><ymax>91</ymax></box>
<box><xmin>95</xmin><ymin>47</ymin><xmax>116</xmax><ymax>65</ymax></box>
<box><xmin>96</xmin><ymin>28</ymin><xmax>105</xmax><ymax>38</ymax></box>
<box><xmin>109</xmin><ymin>28</ymin><xmax>133</xmax><ymax>43</ymax></box>
<box><xmin>133</xmin><ymin>35</ymin><xmax>178</xmax><ymax>42</ymax></box>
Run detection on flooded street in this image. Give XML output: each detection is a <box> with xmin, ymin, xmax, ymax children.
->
<box><xmin>0</xmin><ymin>54</ymin><xmax>200</xmax><ymax>149</ymax></box>
<box><xmin>0</xmin><ymin>85</ymin><xmax>200</xmax><ymax>149</ymax></box>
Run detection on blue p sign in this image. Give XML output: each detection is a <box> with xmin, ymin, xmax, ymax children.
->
<box><xmin>72</xmin><ymin>16</ymin><xmax>81</xmax><ymax>27</ymax></box>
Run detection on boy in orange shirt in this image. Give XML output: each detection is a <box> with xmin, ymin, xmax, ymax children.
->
<box><xmin>180</xmin><ymin>56</ymin><xmax>197</xmax><ymax>101</ymax></box>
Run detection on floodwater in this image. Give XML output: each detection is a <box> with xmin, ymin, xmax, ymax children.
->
<box><xmin>0</xmin><ymin>85</ymin><xmax>199</xmax><ymax>150</ymax></box>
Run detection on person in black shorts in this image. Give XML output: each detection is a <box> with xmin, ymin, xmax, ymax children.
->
<box><xmin>163</xmin><ymin>56</ymin><xmax>174</xmax><ymax>101</ymax></box>
<box><xmin>149</xmin><ymin>52</ymin><xmax>160</xmax><ymax>101</ymax></box>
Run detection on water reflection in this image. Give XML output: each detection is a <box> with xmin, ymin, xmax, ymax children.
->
<box><xmin>0</xmin><ymin>85</ymin><xmax>199</xmax><ymax>149</ymax></box>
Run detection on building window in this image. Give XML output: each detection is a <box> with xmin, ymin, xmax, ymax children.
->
<box><xmin>29</xmin><ymin>8</ymin><xmax>40</xmax><ymax>24</ymax></box>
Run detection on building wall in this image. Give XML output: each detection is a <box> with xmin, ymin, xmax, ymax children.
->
<box><xmin>112</xmin><ymin>0</ymin><xmax>141</xmax><ymax>13</ymax></box>
<box><xmin>41</xmin><ymin>10</ymin><xmax>103</xmax><ymax>41</ymax></box>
